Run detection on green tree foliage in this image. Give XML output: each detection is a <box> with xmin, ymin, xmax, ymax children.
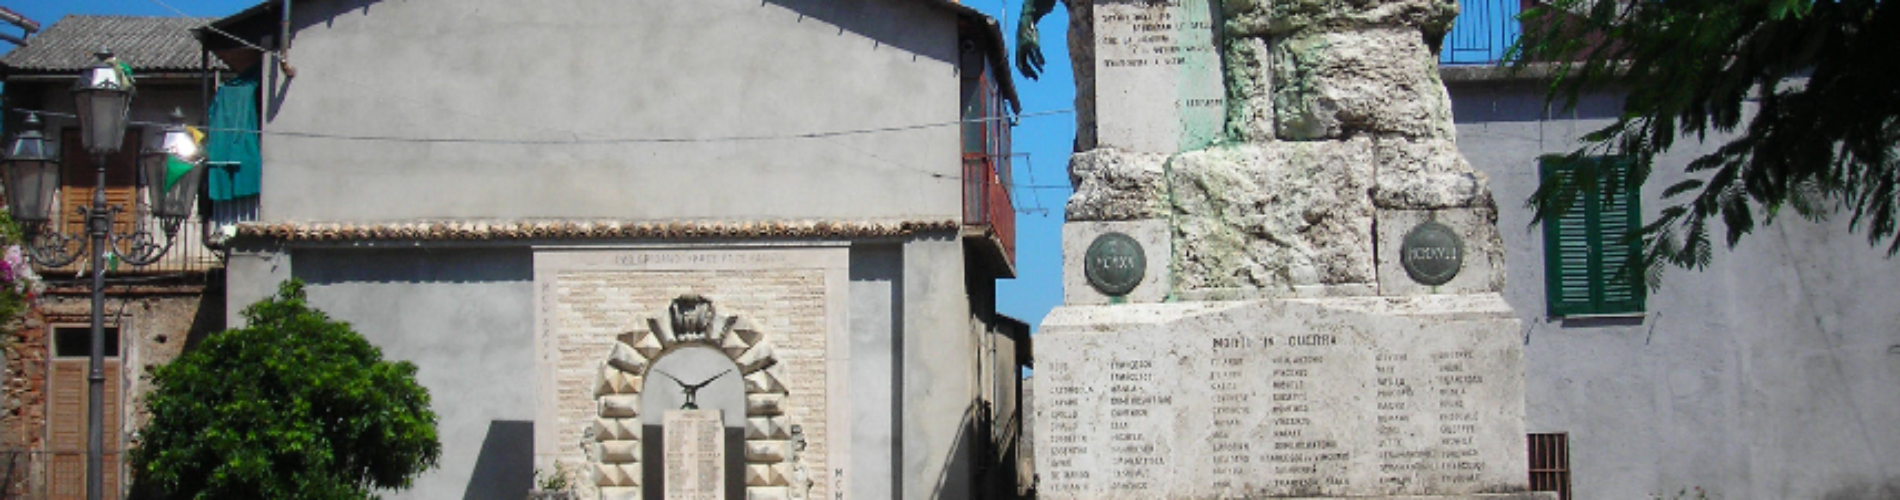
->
<box><xmin>132</xmin><ymin>280</ymin><xmax>441</xmax><ymax>499</ymax></box>
<box><xmin>1515</xmin><ymin>0</ymin><xmax>1900</xmax><ymax>283</ymax></box>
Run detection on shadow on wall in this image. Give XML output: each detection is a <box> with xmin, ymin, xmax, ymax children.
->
<box><xmin>762</xmin><ymin>0</ymin><xmax>955</xmax><ymax>65</ymax></box>
<box><xmin>464</xmin><ymin>420</ymin><xmax>534</xmax><ymax>500</ymax></box>
<box><xmin>182</xmin><ymin>277</ymin><xmax>230</xmax><ymax>351</ymax></box>
<box><xmin>1822</xmin><ymin>478</ymin><xmax>1900</xmax><ymax>500</ymax></box>
<box><xmin>291</xmin><ymin>248</ymin><xmax>533</xmax><ymax>285</ymax></box>
<box><xmin>920</xmin><ymin>399</ymin><xmax>1032</xmax><ymax>500</ymax></box>
<box><xmin>1447</xmin><ymin>83</ymin><xmax>1627</xmax><ymax>124</ymax></box>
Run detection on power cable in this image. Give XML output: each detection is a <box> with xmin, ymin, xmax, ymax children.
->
<box><xmin>10</xmin><ymin>108</ymin><xmax>1075</xmax><ymax>145</ymax></box>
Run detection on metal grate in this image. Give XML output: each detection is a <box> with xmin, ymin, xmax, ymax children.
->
<box><xmin>1529</xmin><ymin>433</ymin><xmax>1572</xmax><ymax>500</ymax></box>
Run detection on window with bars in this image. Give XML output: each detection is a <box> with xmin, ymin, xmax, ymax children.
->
<box><xmin>1540</xmin><ymin>156</ymin><xmax>1645</xmax><ymax>316</ymax></box>
<box><xmin>1529</xmin><ymin>433</ymin><xmax>1572</xmax><ymax>500</ymax></box>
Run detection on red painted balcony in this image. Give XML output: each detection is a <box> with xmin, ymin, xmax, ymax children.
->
<box><xmin>964</xmin><ymin>152</ymin><xmax>1015</xmax><ymax>270</ymax></box>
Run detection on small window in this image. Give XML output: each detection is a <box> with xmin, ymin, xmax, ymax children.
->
<box><xmin>1540</xmin><ymin>156</ymin><xmax>1645</xmax><ymax>316</ymax></box>
<box><xmin>52</xmin><ymin>327</ymin><xmax>120</xmax><ymax>358</ymax></box>
<box><xmin>1529</xmin><ymin>432</ymin><xmax>1572</xmax><ymax>500</ymax></box>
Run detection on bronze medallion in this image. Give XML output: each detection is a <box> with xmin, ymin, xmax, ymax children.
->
<box><xmin>1400</xmin><ymin>220</ymin><xmax>1464</xmax><ymax>286</ymax></box>
<box><xmin>1085</xmin><ymin>232</ymin><xmax>1146</xmax><ymax>296</ymax></box>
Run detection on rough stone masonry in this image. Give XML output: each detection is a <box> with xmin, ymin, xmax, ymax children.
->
<box><xmin>1067</xmin><ymin>0</ymin><xmax>1502</xmax><ymax>295</ymax></box>
<box><xmin>1031</xmin><ymin>0</ymin><xmax>1550</xmax><ymax>498</ymax></box>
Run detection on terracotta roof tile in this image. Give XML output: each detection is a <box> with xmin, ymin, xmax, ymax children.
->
<box><xmin>1</xmin><ymin>15</ymin><xmax>221</xmax><ymax>73</ymax></box>
<box><xmin>235</xmin><ymin>219</ymin><xmax>962</xmax><ymax>242</ymax></box>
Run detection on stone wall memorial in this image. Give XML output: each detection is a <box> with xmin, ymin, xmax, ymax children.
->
<box><xmin>534</xmin><ymin>247</ymin><xmax>846</xmax><ymax>500</ymax></box>
<box><xmin>1030</xmin><ymin>0</ymin><xmax>1555</xmax><ymax>498</ymax></box>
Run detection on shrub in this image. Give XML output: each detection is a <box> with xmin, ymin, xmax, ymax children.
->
<box><xmin>132</xmin><ymin>280</ymin><xmax>441</xmax><ymax>499</ymax></box>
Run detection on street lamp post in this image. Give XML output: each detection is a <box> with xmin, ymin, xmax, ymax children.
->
<box><xmin>1</xmin><ymin>49</ymin><xmax>204</xmax><ymax>500</ymax></box>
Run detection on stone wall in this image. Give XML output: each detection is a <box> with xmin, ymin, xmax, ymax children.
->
<box><xmin>1033</xmin><ymin>1</ymin><xmax>1540</xmax><ymax>498</ymax></box>
<box><xmin>546</xmin><ymin>269</ymin><xmax>829</xmax><ymax>500</ymax></box>
<box><xmin>1063</xmin><ymin>0</ymin><xmax>1501</xmax><ymax>299</ymax></box>
<box><xmin>533</xmin><ymin>247</ymin><xmax>850</xmax><ymax>500</ymax></box>
<box><xmin>259</xmin><ymin>0</ymin><xmax>963</xmax><ymax>224</ymax></box>
<box><xmin>0</xmin><ymin>287</ymin><xmax>220</xmax><ymax>497</ymax></box>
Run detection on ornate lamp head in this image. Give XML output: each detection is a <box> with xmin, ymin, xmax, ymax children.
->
<box><xmin>73</xmin><ymin>49</ymin><xmax>134</xmax><ymax>156</ymax></box>
<box><xmin>139</xmin><ymin>108</ymin><xmax>207</xmax><ymax>225</ymax></box>
<box><xmin>3</xmin><ymin>113</ymin><xmax>60</xmax><ymax>224</ymax></box>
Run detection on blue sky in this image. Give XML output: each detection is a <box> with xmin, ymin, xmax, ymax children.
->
<box><xmin>2</xmin><ymin>0</ymin><xmax>1078</xmax><ymax>330</ymax></box>
<box><xmin>973</xmin><ymin>0</ymin><xmax>1078</xmax><ymax>331</ymax></box>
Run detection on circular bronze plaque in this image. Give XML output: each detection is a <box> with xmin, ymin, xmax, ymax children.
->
<box><xmin>1084</xmin><ymin>232</ymin><xmax>1146</xmax><ymax>296</ymax></box>
<box><xmin>1400</xmin><ymin>220</ymin><xmax>1464</xmax><ymax>286</ymax></box>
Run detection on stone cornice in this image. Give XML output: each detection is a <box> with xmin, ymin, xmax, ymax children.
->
<box><xmin>235</xmin><ymin>219</ymin><xmax>962</xmax><ymax>242</ymax></box>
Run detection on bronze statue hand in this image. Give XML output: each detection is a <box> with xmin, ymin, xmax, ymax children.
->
<box><xmin>1016</xmin><ymin>0</ymin><xmax>1061</xmax><ymax>80</ymax></box>
<box><xmin>1017</xmin><ymin>16</ymin><xmax>1044</xmax><ymax>79</ymax></box>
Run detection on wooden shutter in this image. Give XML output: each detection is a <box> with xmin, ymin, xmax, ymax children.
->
<box><xmin>1594</xmin><ymin>160</ymin><xmax>1644</xmax><ymax>313</ymax></box>
<box><xmin>55</xmin><ymin>130</ymin><xmax>140</xmax><ymax>273</ymax></box>
<box><xmin>47</xmin><ymin>331</ymin><xmax>123</xmax><ymax>500</ymax></box>
<box><xmin>48</xmin><ymin>361</ymin><xmax>85</xmax><ymax>499</ymax></box>
<box><xmin>1541</xmin><ymin>157</ymin><xmax>1644</xmax><ymax>316</ymax></box>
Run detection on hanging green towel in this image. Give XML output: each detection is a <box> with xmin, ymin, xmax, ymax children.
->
<box><xmin>207</xmin><ymin>68</ymin><xmax>262</xmax><ymax>200</ymax></box>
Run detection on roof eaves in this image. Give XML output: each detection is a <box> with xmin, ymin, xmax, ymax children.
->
<box><xmin>927</xmin><ymin>1</ymin><xmax>1021</xmax><ymax>113</ymax></box>
<box><xmin>0</xmin><ymin>15</ymin><xmax>223</xmax><ymax>73</ymax></box>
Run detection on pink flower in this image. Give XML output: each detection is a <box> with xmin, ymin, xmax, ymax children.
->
<box><xmin>2</xmin><ymin>245</ymin><xmax>22</xmax><ymax>285</ymax></box>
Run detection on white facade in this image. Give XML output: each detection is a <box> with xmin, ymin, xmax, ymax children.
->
<box><xmin>1447</xmin><ymin>76</ymin><xmax>1900</xmax><ymax>500</ymax></box>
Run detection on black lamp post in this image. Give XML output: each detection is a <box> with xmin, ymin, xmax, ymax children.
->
<box><xmin>1</xmin><ymin>49</ymin><xmax>204</xmax><ymax>500</ymax></box>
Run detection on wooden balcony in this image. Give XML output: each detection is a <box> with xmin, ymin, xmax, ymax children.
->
<box><xmin>963</xmin><ymin>153</ymin><xmax>1016</xmax><ymax>277</ymax></box>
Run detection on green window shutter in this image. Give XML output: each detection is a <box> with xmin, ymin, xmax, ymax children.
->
<box><xmin>1595</xmin><ymin>158</ymin><xmax>1645</xmax><ymax>314</ymax></box>
<box><xmin>1541</xmin><ymin>157</ymin><xmax>1646</xmax><ymax>316</ymax></box>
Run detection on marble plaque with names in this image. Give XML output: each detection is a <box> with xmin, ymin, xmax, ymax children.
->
<box><xmin>1033</xmin><ymin>296</ymin><xmax>1533</xmax><ymax>499</ymax></box>
<box><xmin>664</xmin><ymin>410</ymin><xmax>726</xmax><ymax>500</ymax></box>
<box><xmin>1092</xmin><ymin>0</ymin><xmax>1225</xmax><ymax>153</ymax></box>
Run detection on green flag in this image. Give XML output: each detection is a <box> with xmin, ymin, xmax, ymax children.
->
<box><xmin>114</xmin><ymin>61</ymin><xmax>135</xmax><ymax>87</ymax></box>
<box><xmin>164</xmin><ymin>156</ymin><xmax>194</xmax><ymax>192</ymax></box>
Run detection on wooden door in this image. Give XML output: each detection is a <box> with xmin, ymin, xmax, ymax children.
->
<box><xmin>47</xmin><ymin>327</ymin><xmax>121</xmax><ymax>500</ymax></box>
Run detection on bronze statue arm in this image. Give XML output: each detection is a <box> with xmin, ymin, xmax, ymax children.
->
<box><xmin>1016</xmin><ymin>0</ymin><xmax>1063</xmax><ymax>79</ymax></box>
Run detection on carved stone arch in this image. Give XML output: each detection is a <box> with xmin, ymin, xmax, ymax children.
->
<box><xmin>587</xmin><ymin>294</ymin><xmax>811</xmax><ymax>500</ymax></box>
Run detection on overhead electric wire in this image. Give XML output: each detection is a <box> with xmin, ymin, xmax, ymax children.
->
<box><xmin>11</xmin><ymin>108</ymin><xmax>1075</xmax><ymax>145</ymax></box>
<box><xmin>48</xmin><ymin>2</ymin><xmax>1080</xmax><ymax>214</ymax></box>
<box><xmin>141</xmin><ymin>0</ymin><xmax>276</xmax><ymax>55</ymax></box>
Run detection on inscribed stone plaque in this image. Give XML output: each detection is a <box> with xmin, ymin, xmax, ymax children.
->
<box><xmin>1093</xmin><ymin>0</ymin><xmax>1224</xmax><ymax>153</ymax></box>
<box><xmin>1034</xmin><ymin>297</ymin><xmax>1533</xmax><ymax>499</ymax></box>
<box><xmin>664</xmin><ymin>409</ymin><xmax>725</xmax><ymax>500</ymax></box>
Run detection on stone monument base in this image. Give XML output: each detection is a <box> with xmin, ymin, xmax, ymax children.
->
<box><xmin>1033</xmin><ymin>294</ymin><xmax>1541</xmax><ymax>499</ymax></box>
<box><xmin>1278</xmin><ymin>495</ymin><xmax>1556</xmax><ymax>500</ymax></box>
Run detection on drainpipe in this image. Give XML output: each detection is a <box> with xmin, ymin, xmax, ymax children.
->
<box><xmin>277</xmin><ymin>0</ymin><xmax>296</xmax><ymax>78</ymax></box>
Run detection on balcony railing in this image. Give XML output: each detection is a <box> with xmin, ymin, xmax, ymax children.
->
<box><xmin>29</xmin><ymin>217</ymin><xmax>225</xmax><ymax>278</ymax></box>
<box><xmin>963</xmin><ymin>153</ymin><xmax>1016</xmax><ymax>265</ymax></box>
<box><xmin>1441</xmin><ymin>0</ymin><xmax>1525</xmax><ymax>65</ymax></box>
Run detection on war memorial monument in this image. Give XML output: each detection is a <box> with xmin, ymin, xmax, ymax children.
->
<box><xmin>1023</xmin><ymin>0</ymin><xmax>1555</xmax><ymax>498</ymax></box>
